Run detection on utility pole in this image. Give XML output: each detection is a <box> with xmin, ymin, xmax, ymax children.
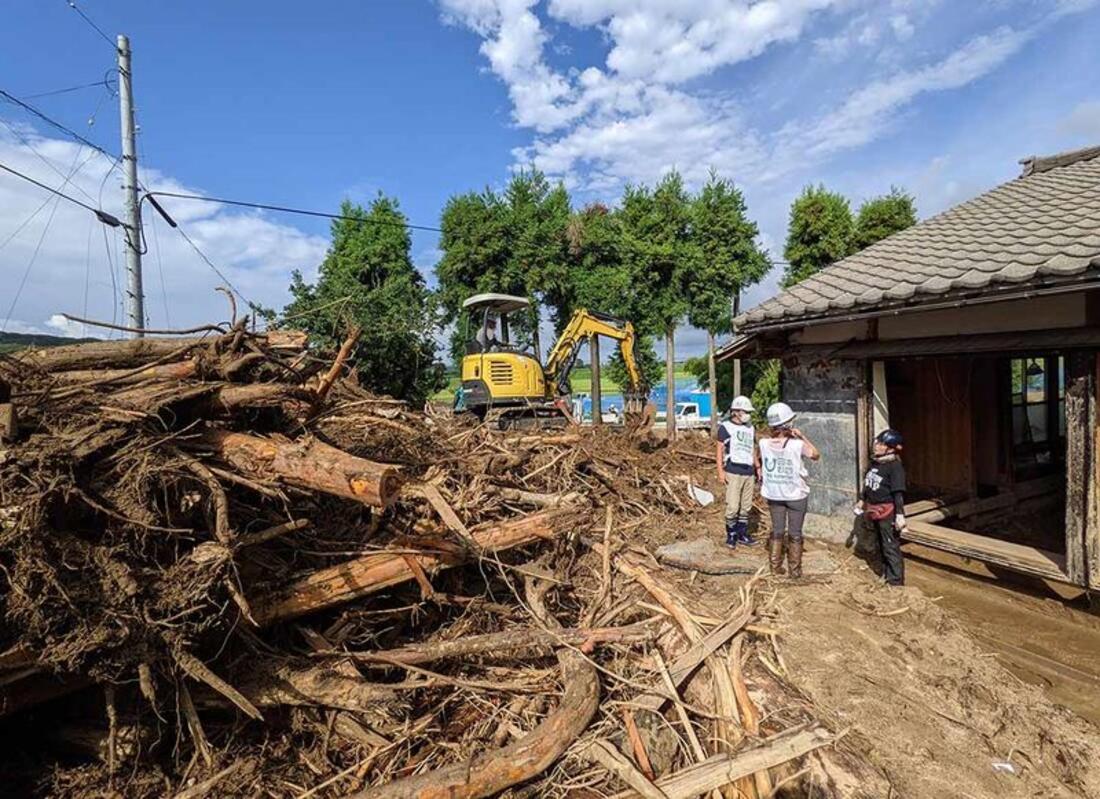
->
<box><xmin>117</xmin><ymin>34</ymin><xmax>144</xmax><ymax>336</ymax></box>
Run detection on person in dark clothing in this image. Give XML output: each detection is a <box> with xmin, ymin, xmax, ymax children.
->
<box><xmin>856</xmin><ymin>429</ymin><xmax>907</xmax><ymax>586</ymax></box>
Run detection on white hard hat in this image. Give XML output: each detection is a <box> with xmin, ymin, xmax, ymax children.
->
<box><xmin>730</xmin><ymin>395</ymin><xmax>754</xmax><ymax>413</ymax></box>
<box><xmin>766</xmin><ymin>402</ymin><xmax>796</xmax><ymax>428</ymax></box>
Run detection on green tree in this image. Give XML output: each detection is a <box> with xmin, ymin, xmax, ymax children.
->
<box><xmin>685</xmin><ymin>356</ymin><xmax>775</xmax><ymax>419</ymax></box>
<box><xmin>854</xmin><ymin>187</ymin><xmax>917</xmax><ymax>250</ymax></box>
<box><xmin>283</xmin><ymin>196</ymin><xmax>445</xmax><ymax>404</ymax></box>
<box><xmin>687</xmin><ymin>170</ymin><xmax>770</xmax><ymax>434</ymax></box>
<box><xmin>620</xmin><ymin>172</ymin><xmax>694</xmax><ymax>437</ymax></box>
<box><xmin>782</xmin><ymin>185</ymin><xmax>854</xmax><ymax>287</ymax></box>
<box><xmin>436</xmin><ymin>189</ymin><xmax>510</xmax><ymax>364</ymax></box>
<box><xmin>435</xmin><ymin>169</ymin><xmax>570</xmax><ymax>364</ymax></box>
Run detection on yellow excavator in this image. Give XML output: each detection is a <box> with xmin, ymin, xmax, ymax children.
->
<box><xmin>455</xmin><ymin>293</ymin><xmax>649</xmax><ymax>430</ymax></box>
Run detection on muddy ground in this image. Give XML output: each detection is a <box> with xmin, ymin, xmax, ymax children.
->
<box><xmin>644</xmin><ymin>460</ymin><xmax>1100</xmax><ymax>799</ymax></box>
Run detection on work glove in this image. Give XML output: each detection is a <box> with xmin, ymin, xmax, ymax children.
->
<box><xmin>894</xmin><ymin>514</ymin><xmax>907</xmax><ymax>532</ymax></box>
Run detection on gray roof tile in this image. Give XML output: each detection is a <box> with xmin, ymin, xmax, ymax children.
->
<box><xmin>738</xmin><ymin>145</ymin><xmax>1100</xmax><ymax>329</ymax></box>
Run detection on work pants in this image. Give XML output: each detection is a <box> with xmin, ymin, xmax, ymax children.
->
<box><xmin>767</xmin><ymin>497</ymin><xmax>808</xmax><ymax>541</ymax></box>
<box><xmin>865</xmin><ymin>515</ymin><xmax>905</xmax><ymax>586</ymax></box>
<box><xmin>724</xmin><ymin>473</ymin><xmax>755</xmax><ymax>525</ymax></box>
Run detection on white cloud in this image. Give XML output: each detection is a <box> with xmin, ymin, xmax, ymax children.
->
<box><xmin>1058</xmin><ymin>100</ymin><xmax>1100</xmax><ymax>141</ymax></box>
<box><xmin>0</xmin><ymin>124</ymin><xmax>327</xmax><ymax>337</ymax></box>
<box><xmin>769</xmin><ymin>27</ymin><xmax>1030</xmax><ymax>173</ymax></box>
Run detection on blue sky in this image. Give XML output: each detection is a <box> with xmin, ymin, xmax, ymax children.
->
<box><xmin>2</xmin><ymin>0</ymin><xmax>1099</xmax><ymax>358</ymax></box>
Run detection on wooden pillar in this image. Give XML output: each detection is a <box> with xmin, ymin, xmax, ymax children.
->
<box><xmin>666</xmin><ymin>326</ymin><xmax>676</xmax><ymax>442</ymax></box>
<box><xmin>590</xmin><ymin>334</ymin><xmax>601</xmax><ymax>426</ymax></box>
<box><xmin>1064</xmin><ymin>350</ymin><xmax>1093</xmax><ymax>587</ymax></box>
<box><xmin>1091</xmin><ymin>353</ymin><xmax>1100</xmax><ymax>589</ymax></box>
<box><xmin>855</xmin><ymin>360</ymin><xmax>872</xmax><ymax>485</ymax></box>
<box><xmin>707</xmin><ymin>331</ymin><xmax>718</xmax><ymax>439</ymax></box>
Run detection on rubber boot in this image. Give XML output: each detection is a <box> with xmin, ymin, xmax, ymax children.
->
<box><xmin>768</xmin><ymin>537</ymin><xmax>786</xmax><ymax>575</ymax></box>
<box><xmin>724</xmin><ymin>520</ymin><xmax>738</xmax><ymax>548</ymax></box>
<box><xmin>735</xmin><ymin>520</ymin><xmax>757</xmax><ymax>546</ymax></box>
<box><xmin>787</xmin><ymin>538</ymin><xmax>804</xmax><ymax>579</ymax></box>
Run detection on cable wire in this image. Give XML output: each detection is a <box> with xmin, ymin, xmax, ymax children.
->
<box><xmin>173</xmin><ymin>225</ymin><xmax>253</xmax><ymax>309</ymax></box>
<box><xmin>0</xmin><ymin>88</ymin><xmax>118</xmax><ymax>162</ymax></box>
<box><xmin>0</xmin><ymin>160</ymin><xmax>123</xmax><ymax>226</ymax></box>
<box><xmin>0</xmin><ymin>118</ymin><xmax>101</xmax><ymax>204</ymax></box>
<box><xmin>22</xmin><ymin>77</ymin><xmax>115</xmax><ymax>100</ymax></box>
<box><xmin>145</xmin><ymin>191</ymin><xmax>444</xmax><ymax>233</ymax></box>
<box><xmin>66</xmin><ymin>0</ymin><xmax>117</xmax><ymax>50</ymax></box>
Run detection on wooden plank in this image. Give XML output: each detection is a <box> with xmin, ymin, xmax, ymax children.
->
<box><xmin>590</xmin><ymin>334</ymin><xmax>602</xmax><ymax>427</ymax></box>
<box><xmin>903</xmin><ymin>520</ymin><xmax>1068</xmax><ymax>582</ymax></box>
<box><xmin>907</xmin><ymin>476</ymin><xmax>1061</xmax><ymax>525</ymax></box>
<box><xmin>1064</xmin><ymin>351</ymin><xmax>1092</xmax><ymax>586</ymax></box>
<box><xmin>856</xmin><ymin>361</ymin><xmax>871</xmax><ymax>485</ymax></box>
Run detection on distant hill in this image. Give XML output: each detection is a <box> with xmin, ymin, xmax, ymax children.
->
<box><xmin>0</xmin><ymin>331</ymin><xmax>98</xmax><ymax>355</ymax></box>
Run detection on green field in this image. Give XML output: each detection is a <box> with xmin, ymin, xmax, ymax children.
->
<box><xmin>432</xmin><ymin>363</ymin><xmax>695</xmax><ymax>402</ymax></box>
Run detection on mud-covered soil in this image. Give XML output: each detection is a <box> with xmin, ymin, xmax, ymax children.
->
<box><xmin>644</xmin><ymin>470</ymin><xmax>1100</xmax><ymax>799</ymax></box>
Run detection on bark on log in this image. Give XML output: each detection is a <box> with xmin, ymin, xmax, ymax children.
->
<box><xmin>200</xmin><ymin>384</ymin><xmax>313</xmax><ymax>416</ymax></box>
<box><xmin>52</xmin><ymin>360</ymin><xmax>200</xmax><ymax>385</ymax></box>
<box><xmin>338</xmin><ymin>623</ymin><xmax>652</xmax><ymax>667</ymax></box>
<box><xmin>485</xmin><ymin>485</ymin><xmax>583</xmax><ymax>508</ymax></box>
<box><xmin>197</xmin><ymin>429</ymin><xmax>400</xmax><ymax>509</ymax></box>
<box><xmin>230</xmin><ymin>663</ymin><xmax>400</xmax><ymax>714</ymax></box>
<box><xmin>16</xmin><ymin>337</ymin><xmax>217</xmax><ymax>372</ymax></box>
<box><xmin>254</xmin><ymin>511</ymin><xmax>563</xmax><ymax>625</ymax></box>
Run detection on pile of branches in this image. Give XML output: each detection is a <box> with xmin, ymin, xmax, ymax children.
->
<box><xmin>0</xmin><ymin>321</ymin><xmax>852</xmax><ymax>798</ymax></box>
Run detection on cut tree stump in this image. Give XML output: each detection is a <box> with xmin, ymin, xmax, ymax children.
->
<box><xmin>197</xmin><ymin>429</ymin><xmax>400</xmax><ymax>509</ymax></box>
<box><xmin>254</xmin><ymin>510</ymin><xmax>564</xmax><ymax>625</ymax></box>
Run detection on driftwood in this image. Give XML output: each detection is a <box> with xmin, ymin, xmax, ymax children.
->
<box><xmin>51</xmin><ymin>360</ymin><xmax>200</xmax><ymax>385</ymax></box>
<box><xmin>335</xmin><ymin>623</ymin><xmax>653</xmax><ymax>667</ymax></box>
<box><xmin>196</xmin><ymin>429</ymin><xmax>401</xmax><ymax>508</ymax></box>
<box><xmin>351</xmin><ymin>575</ymin><xmax>600</xmax><ymax>799</ymax></box>
<box><xmin>254</xmin><ymin>511</ymin><xmax>564</xmax><ymax>624</ymax></box>
<box><xmin>609</xmin><ymin>727</ymin><xmax>837</xmax><ymax>799</ymax></box>
<box><xmin>228</xmin><ymin>662</ymin><xmax>401</xmax><ymax>714</ymax></box>
<box><xmin>584</xmin><ymin>738</ymin><xmax>669</xmax><ymax>799</ymax></box>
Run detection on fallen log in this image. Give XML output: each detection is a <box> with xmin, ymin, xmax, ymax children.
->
<box><xmin>334</xmin><ymin>623</ymin><xmax>653</xmax><ymax>667</ymax></box>
<box><xmin>485</xmin><ymin>485</ymin><xmax>584</xmax><ymax>509</ymax></box>
<box><xmin>254</xmin><ymin>510</ymin><xmax>564</xmax><ymax>625</ymax></box>
<box><xmin>51</xmin><ymin>360</ymin><xmax>200</xmax><ymax>385</ymax></box>
<box><xmin>196</xmin><ymin>429</ymin><xmax>401</xmax><ymax>509</ymax></box>
<box><xmin>351</xmin><ymin>570</ymin><xmax>599</xmax><ymax>799</ymax></box>
<box><xmin>584</xmin><ymin>738</ymin><xmax>669</xmax><ymax>799</ymax></box>
<box><xmin>608</xmin><ymin>727</ymin><xmax>837</xmax><ymax>799</ymax></box>
<box><xmin>15</xmin><ymin>337</ymin><xmax>217</xmax><ymax>372</ymax></box>
<box><xmin>228</xmin><ymin>663</ymin><xmax>401</xmax><ymax>714</ymax></box>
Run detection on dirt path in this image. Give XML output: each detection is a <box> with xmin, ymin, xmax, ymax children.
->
<box><xmin>903</xmin><ymin>544</ymin><xmax>1100</xmax><ymax>725</ymax></box>
<box><xmin>654</xmin><ymin>530</ymin><xmax>1100</xmax><ymax>798</ymax></box>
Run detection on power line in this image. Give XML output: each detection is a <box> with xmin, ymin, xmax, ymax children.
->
<box><xmin>144</xmin><ymin>191</ymin><xmax>444</xmax><ymax>233</ymax></box>
<box><xmin>0</xmin><ymin>118</ymin><xmax>101</xmax><ymax>205</ymax></box>
<box><xmin>22</xmin><ymin>77</ymin><xmax>115</xmax><ymax>100</ymax></box>
<box><xmin>0</xmin><ymin>87</ymin><xmax>119</xmax><ymax>163</ymax></box>
<box><xmin>173</xmin><ymin>225</ymin><xmax>253</xmax><ymax>309</ymax></box>
<box><xmin>0</xmin><ymin>160</ymin><xmax>124</xmax><ymax>226</ymax></box>
<box><xmin>66</xmin><ymin>0</ymin><xmax>117</xmax><ymax>50</ymax></box>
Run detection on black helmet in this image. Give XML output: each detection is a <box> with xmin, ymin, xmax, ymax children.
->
<box><xmin>875</xmin><ymin>428</ymin><xmax>904</xmax><ymax>449</ymax></box>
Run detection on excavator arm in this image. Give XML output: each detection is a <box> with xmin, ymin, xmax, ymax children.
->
<box><xmin>544</xmin><ymin>309</ymin><xmax>644</xmax><ymax>399</ymax></box>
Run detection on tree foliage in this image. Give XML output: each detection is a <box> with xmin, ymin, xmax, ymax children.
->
<box><xmin>283</xmin><ymin>196</ymin><xmax>445</xmax><ymax>404</ymax></box>
<box><xmin>782</xmin><ymin>185</ymin><xmax>854</xmax><ymax>287</ymax></box>
<box><xmin>687</xmin><ymin>171</ymin><xmax>770</xmax><ymax>335</ymax></box>
<box><xmin>854</xmin><ymin>187</ymin><xmax>917</xmax><ymax>250</ymax></box>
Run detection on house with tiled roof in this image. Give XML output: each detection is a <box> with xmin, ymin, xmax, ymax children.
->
<box><xmin>718</xmin><ymin>145</ymin><xmax>1100</xmax><ymax>589</ymax></box>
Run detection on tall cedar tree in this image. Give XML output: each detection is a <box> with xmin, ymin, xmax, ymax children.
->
<box><xmin>566</xmin><ymin>204</ymin><xmax>662</xmax><ymax>389</ymax></box>
<box><xmin>781</xmin><ymin>185</ymin><xmax>854</xmax><ymax>287</ymax></box>
<box><xmin>284</xmin><ymin>197</ymin><xmax>444</xmax><ymax>403</ymax></box>
<box><xmin>854</xmin><ymin>187</ymin><xmax>917</xmax><ymax>250</ymax></box>
<box><xmin>620</xmin><ymin>172</ymin><xmax>694</xmax><ymax>437</ymax></box>
<box><xmin>688</xmin><ymin>172</ymin><xmax>769</xmax><ymax>430</ymax></box>
<box><xmin>436</xmin><ymin>190</ymin><xmax>510</xmax><ymax>364</ymax></box>
<box><xmin>436</xmin><ymin>170</ymin><xmax>570</xmax><ymax>364</ymax></box>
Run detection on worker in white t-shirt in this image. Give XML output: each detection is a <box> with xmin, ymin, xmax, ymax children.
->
<box><xmin>756</xmin><ymin>402</ymin><xmax>820</xmax><ymax>578</ymax></box>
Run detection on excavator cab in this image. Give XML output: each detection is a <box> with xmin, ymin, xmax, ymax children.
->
<box><xmin>459</xmin><ymin>294</ymin><xmax>549</xmax><ymax>419</ymax></box>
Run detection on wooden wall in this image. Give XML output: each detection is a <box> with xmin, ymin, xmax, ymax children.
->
<box><xmin>886</xmin><ymin>358</ymin><xmax>974</xmax><ymax>494</ymax></box>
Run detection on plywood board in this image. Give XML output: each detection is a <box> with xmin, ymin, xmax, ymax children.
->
<box><xmin>903</xmin><ymin>520</ymin><xmax>1068</xmax><ymax>583</ymax></box>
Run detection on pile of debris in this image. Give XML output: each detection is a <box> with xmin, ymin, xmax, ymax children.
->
<box><xmin>0</xmin><ymin>323</ymin><xmax>853</xmax><ymax>798</ymax></box>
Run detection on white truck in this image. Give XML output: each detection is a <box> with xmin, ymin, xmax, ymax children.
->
<box><xmin>673</xmin><ymin>401</ymin><xmax>710</xmax><ymax>430</ymax></box>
